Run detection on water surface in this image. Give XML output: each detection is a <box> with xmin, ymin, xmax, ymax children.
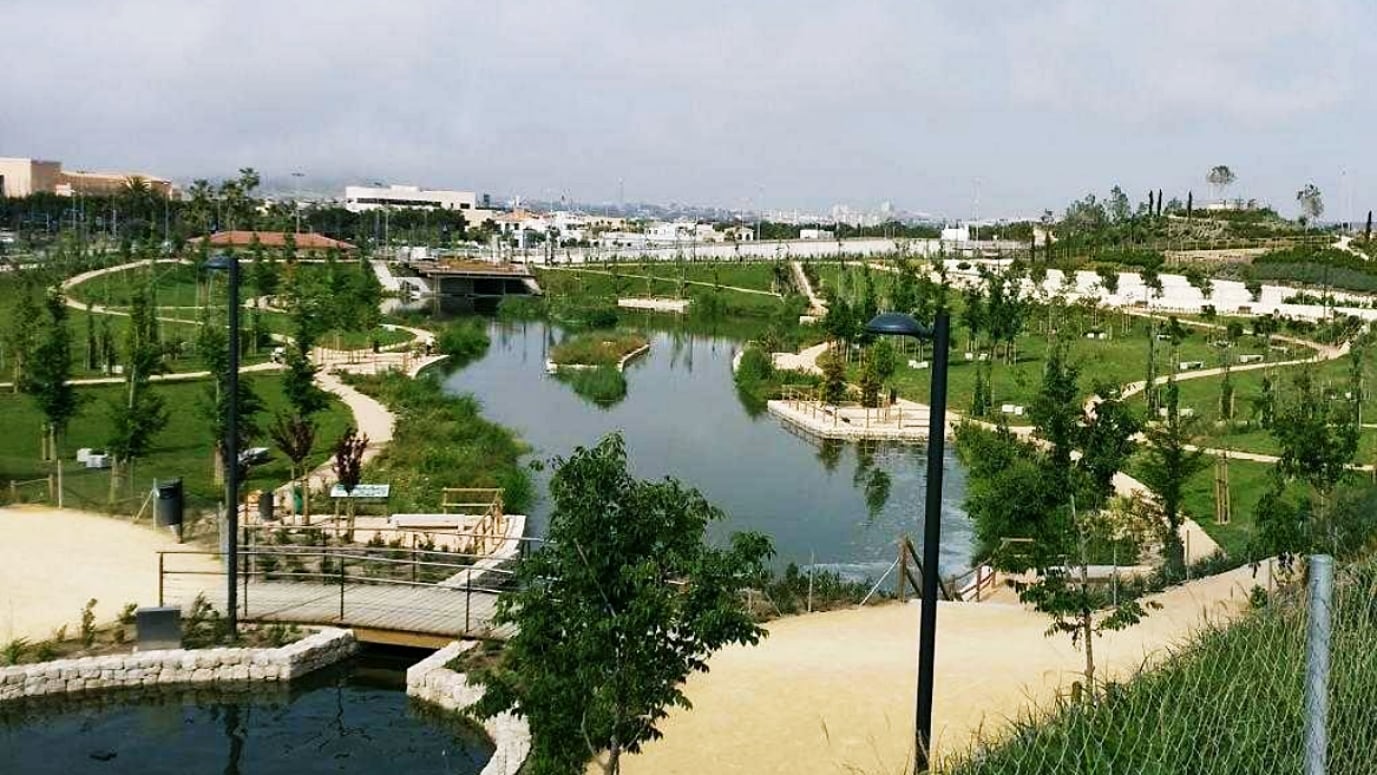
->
<box><xmin>441</xmin><ymin>318</ymin><xmax>975</xmax><ymax>579</ymax></box>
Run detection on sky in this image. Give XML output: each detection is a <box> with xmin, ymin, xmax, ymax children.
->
<box><xmin>2</xmin><ymin>0</ymin><xmax>1372</xmax><ymax>220</ymax></box>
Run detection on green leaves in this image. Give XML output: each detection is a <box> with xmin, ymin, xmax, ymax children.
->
<box><xmin>473</xmin><ymin>433</ymin><xmax>772</xmax><ymax>773</ymax></box>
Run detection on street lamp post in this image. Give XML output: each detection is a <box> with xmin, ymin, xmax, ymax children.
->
<box><xmin>864</xmin><ymin>310</ymin><xmax>951</xmax><ymax>772</ymax></box>
<box><xmin>206</xmin><ymin>251</ymin><xmax>241</xmax><ymax>636</ymax></box>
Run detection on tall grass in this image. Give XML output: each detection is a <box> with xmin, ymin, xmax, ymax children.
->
<box><xmin>435</xmin><ymin>317</ymin><xmax>491</xmax><ymax>365</ymax></box>
<box><xmin>945</xmin><ymin>557</ymin><xmax>1377</xmax><ymax>774</ymax></box>
<box><xmin>343</xmin><ymin>372</ymin><xmax>532</xmax><ymax>514</ymax></box>
<box><xmin>549</xmin><ymin>331</ymin><xmax>648</xmax><ymax>367</ymax></box>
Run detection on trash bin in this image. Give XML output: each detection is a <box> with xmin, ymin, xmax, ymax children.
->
<box><xmin>258</xmin><ymin>490</ymin><xmax>276</xmax><ymax>522</ymax></box>
<box><xmin>155</xmin><ymin>479</ymin><xmax>184</xmax><ymax>528</ymax></box>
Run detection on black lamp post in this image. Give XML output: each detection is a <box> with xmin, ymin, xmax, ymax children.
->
<box><xmin>864</xmin><ymin>309</ymin><xmax>951</xmax><ymax>772</ymax></box>
<box><xmin>205</xmin><ymin>251</ymin><xmax>240</xmax><ymax>636</ymax></box>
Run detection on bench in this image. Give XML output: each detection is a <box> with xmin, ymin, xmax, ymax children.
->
<box><xmin>389</xmin><ymin>514</ymin><xmax>465</xmax><ymax>529</ymax></box>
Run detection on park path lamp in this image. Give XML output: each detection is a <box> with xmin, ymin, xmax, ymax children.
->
<box><xmin>205</xmin><ymin>251</ymin><xmax>241</xmax><ymax>637</ymax></box>
<box><xmin>864</xmin><ymin>310</ymin><xmax>951</xmax><ymax>772</ymax></box>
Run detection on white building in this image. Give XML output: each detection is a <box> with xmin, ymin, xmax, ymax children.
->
<box><xmin>940</xmin><ymin>224</ymin><xmax>970</xmax><ymax>243</ymax></box>
<box><xmin>799</xmin><ymin>228</ymin><xmax>834</xmax><ymax>240</ymax></box>
<box><xmin>344</xmin><ymin>184</ymin><xmax>480</xmax><ymax>213</ymax></box>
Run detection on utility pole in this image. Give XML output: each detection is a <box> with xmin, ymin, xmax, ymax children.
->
<box><xmin>291</xmin><ymin>171</ymin><xmax>305</xmax><ymax>233</ymax></box>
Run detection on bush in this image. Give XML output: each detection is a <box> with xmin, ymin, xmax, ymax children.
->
<box><xmin>435</xmin><ymin>318</ymin><xmax>491</xmax><ymax>364</ymax></box>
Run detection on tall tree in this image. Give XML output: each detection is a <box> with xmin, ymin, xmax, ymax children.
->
<box><xmin>1271</xmin><ymin>370</ymin><xmax>1357</xmax><ymax>524</ymax></box>
<box><xmin>197</xmin><ymin>307</ymin><xmax>265</xmax><ymax>485</ymax></box>
<box><xmin>1206</xmin><ymin>165</ymin><xmax>1236</xmax><ymax>201</ymax></box>
<box><xmin>1296</xmin><ymin>183</ymin><xmax>1324</xmax><ymax>226</ymax></box>
<box><xmin>105</xmin><ymin>286</ymin><xmax>169</xmax><ymax>497</ymax></box>
<box><xmin>471</xmin><ymin>434</ymin><xmax>773</xmax><ymax>774</ymax></box>
<box><xmin>19</xmin><ymin>290</ymin><xmax>81</xmax><ymax>504</ymax></box>
<box><xmin>1138</xmin><ymin>379</ymin><xmax>1207</xmax><ymax>577</ymax></box>
<box><xmin>4</xmin><ymin>280</ymin><xmax>41</xmax><ymax>392</ymax></box>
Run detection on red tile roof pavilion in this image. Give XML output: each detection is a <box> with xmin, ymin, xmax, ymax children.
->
<box><xmin>197</xmin><ymin>231</ymin><xmax>356</xmax><ymax>251</ymax></box>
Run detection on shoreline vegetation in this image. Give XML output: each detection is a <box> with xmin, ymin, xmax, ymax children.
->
<box><xmin>341</xmin><ymin>370</ymin><xmax>533</xmax><ymax>516</ymax></box>
<box><xmin>548</xmin><ymin>331</ymin><xmax>649</xmax><ymax>368</ymax></box>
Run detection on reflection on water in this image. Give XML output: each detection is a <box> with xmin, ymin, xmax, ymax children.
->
<box><xmin>0</xmin><ymin>656</ymin><xmax>492</xmax><ymax>775</ymax></box>
<box><xmin>439</xmin><ymin>317</ymin><xmax>975</xmax><ymax>579</ymax></box>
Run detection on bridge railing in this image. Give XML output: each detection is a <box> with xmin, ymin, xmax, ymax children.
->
<box><xmin>156</xmin><ymin>545</ymin><xmax>521</xmax><ymax>639</ymax></box>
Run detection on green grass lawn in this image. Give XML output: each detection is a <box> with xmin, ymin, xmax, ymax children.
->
<box><xmin>0</xmin><ymin>374</ymin><xmax>353</xmax><ymax>516</ymax></box>
<box><xmin>535</xmin><ymin>268</ymin><xmax>789</xmax><ymax>316</ymax></box>
<box><xmin>1163</xmin><ymin>455</ymin><xmax>1279</xmax><ymax>560</ymax></box>
<box><xmin>599</xmin><ymin>261</ymin><xmax>784</xmax><ymax>293</ymax></box>
<box><xmin>1125</xmin><ymin>354</ymin><xmax>1377</xmax><ymax>460</ymax></box>
<box><xmin>881</xmin><ymin>317</ymin><xmax>1284</xmax><ymax>420</ymax></box>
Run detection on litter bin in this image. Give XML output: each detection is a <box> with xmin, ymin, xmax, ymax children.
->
<box><xmin>155</xmin><ymin>479</ymin><xmax>184</xmax><ymax>542</ymax></box>
<box><xmin>258</xmin><ymin>490</ymin><xmax>276</xmax><ymax>522</ymax></box>
<box><xmin>155</xmin><ymin>479</ymin><xmax>183</xmax><ymax>527</ymax></box>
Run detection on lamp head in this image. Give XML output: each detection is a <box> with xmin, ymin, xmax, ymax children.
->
<box><xmin>204</xmin><ymin>251</ymin><xmax>235</xmax><ymax>271</ymax></box>
<box><xmin>865</xmin><ymin>312</ymin><xmax>931</xmax><ymax>340</ymax></box>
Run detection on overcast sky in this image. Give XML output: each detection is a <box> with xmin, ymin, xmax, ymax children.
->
<box><xmin>3</xmin><ymin>0</ymin><xmax>1371</xmax><ymax>219</ymax></box>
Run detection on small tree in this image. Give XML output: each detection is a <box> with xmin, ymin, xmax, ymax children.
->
<box><xmin>332</xmin><ymin>426</ymin><xmax>368</xmax><ymax>538</ymax></box>
<box><xmin>819</xmin><ymin>348</ymin><xmax>847</xmax><ymax>406</ymax></box>
<box><xmin>106</xmin><ymin>286</ymin><xmax>168</xmax><ymax>498</ymax></box>
<box><xmin>1138</xmin><ymin>379</ymin><xmax>1207</xmax><ymax>578</ymax></box>
<box><xmin>19</xmin><ymin>291</ymin><xmax>82</xmax><ymax>504</ymax></box>
<box><xmin>269</xmin><ymin>413</ymin><xmax>316</xmax><ymax>520</ymax></box>
<box><xmin>471</xmin><ymin>434</ymin><xmax>773</xmax><ymax>774</ymax></box>
<box><xmin>1296</xmin><ymin>183</ymin><xmax>1324</xmax><ymax>226</ymax></box>
<box><xmin>1272</xmin><ymin>371</ymin><xmax>1357</xmax><ymax>526</ymax></box>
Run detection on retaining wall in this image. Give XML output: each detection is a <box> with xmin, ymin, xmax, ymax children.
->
<box><xmin>0</xmin><ymin>628</ymin><xmax>355</xmax><ymax>703</ymax></box>
<box><xmin>407</xmin><ymin>641</ymin><xmax>531</xmax><ymax>775</ymax></box>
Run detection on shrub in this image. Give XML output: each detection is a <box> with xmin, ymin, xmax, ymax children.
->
<box><xmin>435</xmin><ymin>318</ymin><xmax>491</xmax><ymax>364</ymax></box>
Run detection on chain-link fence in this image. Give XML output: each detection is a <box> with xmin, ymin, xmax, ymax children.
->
<box><xmin>945</xmin><ymin>555</ymin><xmax>1377</xmax><ymax>774</ymax></box>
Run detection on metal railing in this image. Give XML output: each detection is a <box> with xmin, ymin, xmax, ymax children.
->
<box><xmin>156</xmin><ymin>544</ymin><xmax>520</xmax><ymax>639</ymax></box>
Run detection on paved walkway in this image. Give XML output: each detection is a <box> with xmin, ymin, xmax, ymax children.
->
<box><xmin>614</xmin><ymin>560</ymin><xmax>1275</xmax><ymax>774</ymax></box>
<box><xmin>790</xmin><ymin>260</ymin><xmax>827</xmax><ymax>317</ymax></box>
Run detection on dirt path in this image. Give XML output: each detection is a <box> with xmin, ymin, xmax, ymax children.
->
<box><xmin>0</xmin><ymin>505</ymin><xmax>220</xmax><ymax>641</ymax></box>
<box><xmin>612</xmin><ymin>561</ymin><xmax>1272</xmax><ymax>774</ymax></box>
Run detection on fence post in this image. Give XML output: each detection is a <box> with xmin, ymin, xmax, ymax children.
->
<box><xmin>158</xmin><ymin>553</ymin><xmax>165</xmax><ymax>607</ymax></box>
<box><xmin>896</xmin><ymin>537</ymin><xmax>908</xmax><ymax>602</ymax></box>
<box><xmin>465</xmin><ymin>572</ymin><xmax>473</xmax><ymax>634</ymax></box>
<box><xmin>338</xmin><ymin>555</ymin><xmax>346</xmax><ymax>621</ymax></box>
<box><xmin>1304</xmin><ymin>554</ymin><xmax>1334</xmax><ymax>775</ymax></box>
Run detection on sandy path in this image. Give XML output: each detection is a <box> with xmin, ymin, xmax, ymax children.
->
<box><xmin>612</xmin><ymin>561</ymin><xmax>1271</xmax><ymax>774</ymax></box>
<box><xmin>0</xmin><ymin>506</ymin><xmax>220</xmax><ymax>643</ymax></box>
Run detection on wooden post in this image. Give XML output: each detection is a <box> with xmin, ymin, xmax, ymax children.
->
<box><xmin>896</xmin><ymin>537</ymin><xmax>908</xmax><ymax>602</ymax></box>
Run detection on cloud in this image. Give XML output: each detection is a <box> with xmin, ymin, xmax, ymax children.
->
<box><xmin>1</xmin><ymin>0</ymin><xmax>1371</xmax><ymax>215</ymax></box>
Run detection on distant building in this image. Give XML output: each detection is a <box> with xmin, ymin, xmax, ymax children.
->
<box><xmin>940</xmin><ymin>224</ymin><xmax>970</xmax><ymax>243</ymax></box>
<box><xmin>0</xmin><ymin>157</ymin><xmax>172</xmax><ymax>198</ymax></box>
<box><xmin>799</xmin><ymin>228</ymin><xmax>834</xmax><ymax>240</ymax></box>
<box><xmin>346</xmin><ymin>184</ymin><xmax>476</xmax><ymax>213</ymax></box>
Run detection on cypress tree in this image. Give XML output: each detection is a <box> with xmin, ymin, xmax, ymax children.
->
<box><xmin>1186</xmin><ymin>191</ymin><xmax>1193</xmax><ymax>220</ymax></box>
<box><xmin>1157</xmin><ymin>189</ymin><xmax>1163</xmax><ymax>217</ymax></box>
<box><xmin>1147</xmin><ymin>190</ymin><xmax>1155</xmax><ymax>218</ymax></box>
<box><xmin>1366</xmin><ymin>210</ymin><xmax>1372</xmax><ymax>242</ymax></box>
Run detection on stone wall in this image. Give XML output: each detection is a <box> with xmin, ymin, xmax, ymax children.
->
<box><xmin>0</xmin><ymin>628</ymin><xmax>355</xmax><ymax>703</ymax></box>
<box><xmin>407</xmin><ymin>641</ymin><xmax>530</xmax><ymax>775</ymax></box>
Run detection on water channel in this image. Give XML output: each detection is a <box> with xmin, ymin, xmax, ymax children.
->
<box><xmin>0</xmin><ymin>651</ymin><xmax>493</xmax><ymax>774</ymax></box>
<box><xmin>440</xmin><ymin>317</ymin><xmax>975</xmax><ymax>580</ymax></box>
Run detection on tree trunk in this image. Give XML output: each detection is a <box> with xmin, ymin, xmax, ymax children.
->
<box><xmin>1079</xmin><ymin>525</ymin><xmax>1095</xmax><ymax>701</ymax></box>
<box><xmin>53</xmin><ymin>427</ymin><xmax>63</xmax><ymax>509</ymax></box>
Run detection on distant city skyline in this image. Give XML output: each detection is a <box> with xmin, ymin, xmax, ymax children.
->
<box><xmin>2</xmin><ymin>0</ymin><xmax>1372</xmax><ymax>223</ymax></box>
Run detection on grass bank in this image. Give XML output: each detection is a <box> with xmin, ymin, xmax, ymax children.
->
<box><xmin>946</xmin><ymin>555</ymin><xmax>1377</xmax><ymax>775</ymax></box>
<box><xmin>342</xmin><ymin>371</ymin><xmax>532</xmax><ymax>515</ymax></box>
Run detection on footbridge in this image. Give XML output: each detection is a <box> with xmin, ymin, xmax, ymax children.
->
<box><xmin>156</xmin><ymin>520</ymin><xmax>535</xmax><ymax>648</ymax></box>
